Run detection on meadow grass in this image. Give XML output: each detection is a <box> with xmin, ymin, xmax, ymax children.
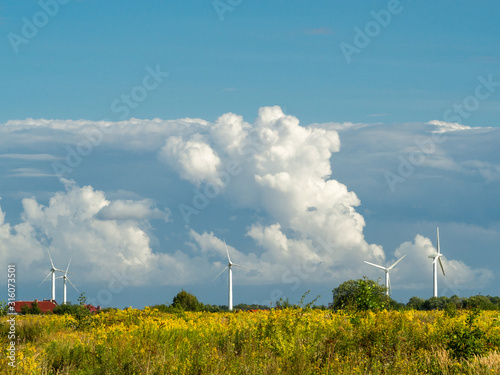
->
<box><xmin>1</xmin><ymin>308</ymin><xmax>500</xmax><ymax>374</ymax></box>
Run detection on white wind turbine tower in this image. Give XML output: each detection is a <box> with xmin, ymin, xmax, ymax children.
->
<box><xmin>364</xmin><ymin>255</ymin><xmax>406</xmax><ymax>296</ymax></box>
<box><xmin>56</xmin><ymin>259</ymin><xmax>79</xmax><ymax>305</ymax></box>
<box><xmin>214</xmin><ymin>240</ymin><xmax>243</xmax><ymax>311</ymax></box>
<box><xmin>40</xmin><ymin>250</ymin><xmax>64</xmax><ymax>302</ymax></box>
<box><xmin>429</xmin><ymin>227</ymin><xmax>445</xmax><ymax>297</ymax></box>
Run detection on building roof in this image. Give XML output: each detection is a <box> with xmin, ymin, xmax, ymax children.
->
<box><xmin>13</xmin><ymin>300</ymin><xmax>58</xmax><ymax>313</ymax></box>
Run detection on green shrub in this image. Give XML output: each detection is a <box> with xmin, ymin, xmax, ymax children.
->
<box><xmin>446</xmin><ymin>307</ymin><xmax>487</xmax><ymax>360</ymax></box>
<box><xmin>332</xmin><ymin>277</ymin><xmax>389</xmax><ymax>311</ymax></box>
<box><xmin>21</xmin><ymin>300</ymin><xmax>41</xmax><ymax>315</ymax></box>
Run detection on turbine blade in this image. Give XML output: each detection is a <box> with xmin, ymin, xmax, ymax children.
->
<box><xmin>224</xmin><ymin>239</ymin><xmax>232</xmax><ymax>264</ymax></box>
<box><xmin>39</xmin><ymin>272</ymin><xmax>52</xmax><ymax>286</ymax></box>
<box><xmin>67</xmin><ymin>278</ymin><xmax>80</xmax><ymax>293</ymax></box>
<box><xmin>387</xmin><ymin>254</ymin><xmax>406</xmax><ymax>270</ymax></box>
<box><xmin>438</xmin><ymin>257</ymin><xmax>445</xmax><ymax>276</ymax></box>
<box><xmin>47</xmin><ymin>249</ymin><xmax>55</xmax><ymax>269</ymax></box>
<box><xmin>437</xmin><ymin>227</ymin><xmax>440</xmax><ymax>254</ymax></box>
<box><xmin>363</xmin><ymin>261</ymin><xmax>387</xmax><ymax>271</ymax></box>
<box><xmin>231</xmin><ymin>264</ymin><xmax>246</xmax><ymax>269</ymax></box>
<box><xmin>214</xmin><ymin>266</ymin><xmax>228</xmax><ymax>281</ymax></box>
<box><xmin>65</xmin><ymin>258</ymin><xmax>72</xmax><ymax>274</ymax></box>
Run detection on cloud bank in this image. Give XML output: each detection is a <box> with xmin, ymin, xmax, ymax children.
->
<box><xmin>0</xmin><ymin>108</ymin><xmax>497</xmax><ymax>304</ymax></box>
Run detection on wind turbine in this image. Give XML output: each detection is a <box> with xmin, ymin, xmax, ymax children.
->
<box><xmin>364</xmin><ymin>255</ymin><xmax>406</xmax><ymax>296</ymax></box>
<box><xmin>40</xmin><ymin>250</ymin><xmax>64</xmax><ymax>302</ymax></box>
<box><xmin>56</xmin><ymin>259</ymin><xmax>79</xmax><ymax>304</ymax></box>
<box><xmin>428</xmin><ymin>227</ymin><xmax>445</xmax><ymax>297</ymax></box>
<box><xmin>214</xmin><ymin>240</ymin><xmax>243</xmax><ymax>311</ymax></box>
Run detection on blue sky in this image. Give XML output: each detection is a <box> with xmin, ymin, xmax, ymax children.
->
<box><xmin>2</xmin><ymin>1</ymin><xmax>500</xmax><ymax>125</ymax></box>
<box><xmin>1</xmin><ymin>1</ymin><xmax>499</xmax><ymax>308</ymax></box>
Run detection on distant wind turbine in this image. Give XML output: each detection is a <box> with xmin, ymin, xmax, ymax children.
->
<box><xmin>56</xmin><ymin>258</ymin><xmax>79</xmax><ymax>304</ymax></box>
<box><xmin>428</xmin><ymin>227</ymin><xmax>445</xmax><ymax>297</ymax></box>
<box><xmin>214</xmin><ymin>240</ymin><xmax>244</xmax><ymax>311</ymax></box>
<box><xmin>40</xmin><ymin>250</ymin><xmax>64</xmax><ymax>302</ymax></box>
<box><xmin>364</xmin><ymin>255</ymin><xmax>406</xmax><ymax>296</ymax></box>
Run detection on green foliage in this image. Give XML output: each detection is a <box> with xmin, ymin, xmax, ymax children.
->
<box><xmin>15</xmin><ymin>318</ymin><xmax>46</xmax><ymax>343</ymax></box>
<box><xmin>423</xmin><ymin>296</ymin><xmax>448</xmax><ymax>311</ymax></box>
<box><xmin>77</xmin><ymin>292</ymin><xmax>87</xmax><ymax>306</ymax></box>
<box><xmin>151</xmin><ymin>294</ymin><xmax>226</xmax><ymax>313</ymax></box>
<box><xmin>203</xmin><ymin>304</ymin><xmax>225</xmax><ymax>312</ymax></box>
<box><xmin>298</xmin><ymin>290</ymin><xmax>321</xmax><ymax>310</ymax></box>
<box><xmin>53</xmin><ymin>303</ymin><xmax>93</xmax><ymax>330</ymax></box>
<box><xmin>5</xmin><ymin>308</ymin><xmax>500</xmax><ymax>373</ymax></box>
<box><xmin>275</xmin><ymin>297</ymin><xmax>294</xmax><ymax>309</ymax></box>
<box><xmin>466</xmin><ymin>295</ymin><xmax>496</xmax><ymax>310</ymax></box>
<box><xmin>449</xmin><ymin>295</ymin><xmax>464</xmax><ymax>310</ymax></box>
<box><xmin>275</xmin><ymin>291</ymin><xmax>321</xmax><ymax>310</ymax></box>
<box><xmin>407</xmin><ymin>296</ymin><xmax>425</xmax><ymax>310</ymax></box>
<box><xmin>487</xmin><ymin>295</ymin><xmax>500</xmax><ymax>306</ymax></box>
<box><xmin>53</xmin><ymin>303</ymin><xmax>80</xmax><ymax>315</ymax></box>
<box><xmin>406</xmin><ymin>295</ymin><xmax>500</xmax><ymax>311</ymax></box>
<box><xmin>444</xmin><ymin>302</ymin><xmax>458</xmax><ymax>318</ymax></box>
<box><xmin>332</xmin><ymin>277</ymin><xmax>389</xmax><ymax>311</ymax></box>
<box><xmin>163</xmin><ymin>290</ymin><xmax>232</xmax><ymax>312</ymax></box>
<box><xmin>0</xmin><ymin>300</ymin><xmax>8</xmax><ymax>316</ymax></box>
<box><xmin>21</xmin><ymin>300</ymin><xmax>41</xmax><ymax>315</ymax></box>
<box><xmin>172</xmin><ymin>290</ymin><xmax>203</xmax><ymax>312</ymax></box>
<box><xmin>233</xmin><ymin>303</ymin><xmax>269</xmax><ymax>311</ymax></box>
<box><xmin>446</xmin><ymin>307</ymin><xmax>487</xmax><ymax>360</ymax></box>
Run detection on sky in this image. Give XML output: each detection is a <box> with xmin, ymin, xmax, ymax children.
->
<box><xmin>0</xmin><ymin>1</ymin><xmax>499</xmax><ymax>308</ymax></box>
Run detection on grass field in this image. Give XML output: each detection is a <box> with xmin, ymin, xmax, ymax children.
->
<box><xmin>2</xmin><ymin>307</ymin><xmax>500</xmax><ymax>374</ymax></box>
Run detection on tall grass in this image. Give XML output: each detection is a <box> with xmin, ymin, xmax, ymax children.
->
<box><xmin>1</xmin><ymin>308</ymin><xmax>499</xmax><ymax>374</ymax></box>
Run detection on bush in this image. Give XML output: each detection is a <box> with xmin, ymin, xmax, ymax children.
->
<box><xmin>407</xmin><ymin>296</ymin><xmax>425</xmax><ymax>310</ymax></box>
<box><xmin>0</xmin><ymin>300</ymin><xmax>9</xmax><ymax>316</ymax></box>
<box><xmin>424</xmin><ymin>296</ymin><xmax>453</xmax><ymax>310</ymax></box>
<box><xmin>53</xmin><ymin>304</ymin><xmax>80</xmax><ymax>315</ymax></box>
<box><xmin>466</xmin><ymin>295</ymin><xmax>496</xmax><ymax>310</ymax></box>
<box><xmin>446</xmin><ymin>307</ymin><xmax>487</xmax><ymax>360</ymax></box>
<box><xmin>444</xmin><ymin>302</ymin><xmax>458</xmax><ymax>318</ymax></box>
<box><xmin>172</xmin><ymin>290</ymin><xmax>204</xmax><ymax>312</ymax></box>
<box><xmin>21</xmin><ymin>300</ymin><xmax>41</xmax><ymax>315</ymax></box>
<box><xmin>408</xmin><ymin>295</ymin><xmax>500</xmax><ymax>311</ymax></box>
<box><xmin>332</xmin><ymin>277</ymin><xmax>389</xmax><ymax>311</ymax></box>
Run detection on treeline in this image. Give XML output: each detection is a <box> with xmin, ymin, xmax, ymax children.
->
<box><xmin>406</xmin><ymin>295</ymin><xmax>500</xmax><ymax>311</ymax></box>
<box><xmin>332</xmin><ymin>278</ymin><xmax>500</xmax><ymax>312</ymax></box>
<box><xmin>150</xmin><ymin>290</ymin><xmax>269</xmax><ymax>313</ymax></box>
<box><xmin>6</xmin><ymin>280</ymin><xmax>499</xmax><ymax>316</ymax></box>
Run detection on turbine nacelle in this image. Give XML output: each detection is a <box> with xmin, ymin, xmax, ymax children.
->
<box><xmin>214</xmin><ymin>240</ymin><xmax>245</xmax><ymax>311</ymax></box>
<box><xmin>40</xmin><ymin>251</ymin><xmax>78</xmax><ymax>304</ymax></box>
<box><xmin>56</xmin><ymin>258</ymin><xmax>79</xmax><ymax>305</ymax></box>
<box><xmin>40</xmin><ymin>250</ymin><xmax>65</xmax><ymax>301</ymax></box>
<box><xmin>430</xmin><ymin>227</ymin><xmax>446</xmax><ymax>297</ymax></box>
<box><xmin>364</xmin><ymin>254</ymin><xmax>406</xmax><ymax>296</ymax></box>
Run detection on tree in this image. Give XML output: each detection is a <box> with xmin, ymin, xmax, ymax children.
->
<box><xmin>407</xmin><ymin>296</ymin><xmax>425</xmax><ymax>310</ymax></box>
<box><xmin>21</xmin><ymin>300</ymin><xmax>41</xmax><ymax>315</ymax></box>
<box><xmin>53</xmin><ymin>303</ymin><xmax>79</xmax><ymax>315</ymax></box>
<box><xmin>466</xmin><ymin>295</ymin><xmax>496</xmax><ymax>310</ymax></box>
<box><xmin>423</xmin><ymin>296</ymin><xmax>449</xmax><ymax>310</ymax></box>
<box><xmin>449</xmin><ymin>295</ymin><xmax>464</xmax><ymax>310</ymax></box>
<box><xmin>332</xmin><ymin>277</ymin><xmax>389</xmax><ymax>311</ymax></box>
<box><xmin>486</xmin><ymin>295</ymin><xmax>500</xmax><ymax>309</ymax></box>
<box><xmin>172</xmin><ymin>290</ymin><xmax>203</xmax><ymax>311</ymax></box>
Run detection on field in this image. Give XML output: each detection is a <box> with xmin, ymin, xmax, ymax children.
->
<box><xmin>2</xmin><ymin>307</ymin><xmax>500</xmax><ymax>374</ymax></box>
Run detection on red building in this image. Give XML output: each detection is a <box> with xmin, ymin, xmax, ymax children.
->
<box><xmin>13</xmin><ymin>300</ymin><xmax>58</xmax><ymax>313</ymax></box>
